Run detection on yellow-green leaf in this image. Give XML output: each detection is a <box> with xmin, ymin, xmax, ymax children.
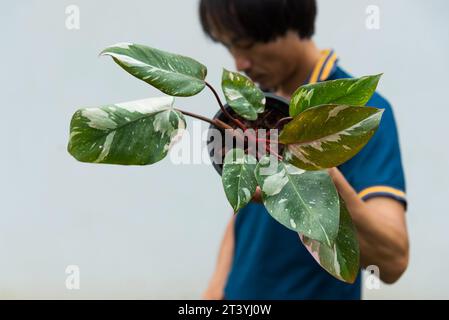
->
<box><xmin>280</xmin><ymin>105</ymin><xmax>383</xmax><ymax>170</ymax></box>
<box><xmin>290</xmin><ymin>74</ymin><xmax>382</xmax><ymax>117</ymax></box>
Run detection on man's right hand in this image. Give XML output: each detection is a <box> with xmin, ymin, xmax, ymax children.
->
<box><xmin>252</xmin><ymin>186</ymin><xmax>263</xmax><ymax>203</ymax></box>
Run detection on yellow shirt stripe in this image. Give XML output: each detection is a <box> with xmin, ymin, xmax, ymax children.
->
<box><xmin>358</xmin><ymin>186</ymin><xmax>406</xmax><ymax>199</ymax></box>
<box><xmin>320</xmin><ymin>52</ymin><xmax>338</xmax><ymax>81</ymax></box>
<box><xmin>309</xmin><ymin>49</ymin><xmax>331</xmax><ymax>84</ymax></box>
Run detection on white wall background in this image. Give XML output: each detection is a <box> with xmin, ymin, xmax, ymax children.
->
<box><xmin>1</xmin><ymin>0</ymin><xmax>448</xmax><ymax>299</ymax></box>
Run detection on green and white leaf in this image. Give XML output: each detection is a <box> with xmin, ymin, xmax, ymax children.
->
<box><xmin>300</xmin><ymin>197</ymin><xmax>360</xmax><ymax>283</ymax></box>
<box><xmin>221</xmin><ymin>69</ymin><xmax>266</xmax><ymax>120</ymax></box>
<box><xmin>101</xmin><ymin>43</ymin><xmax>207</xmax><ymax>97</ymax></box>
<box><xmin>289</xmin><ymin>74</ymin><xmax>382</xmax><ymax>117</ymax></box>
<box><xmin>68</xmin><ymin>96</ymin><xmax>186</xmax><ymax>165</ymax></box>
<box><xmin>280</xmin><ymin>104</ymin><xmax>384</xmax><ymax>170</ymax></box>
<box><xmin>222</xmin><ymin>149</ymin><xmax>258</xmax><ymax>212</ymax></box>
<box><xmin>255</xmin><ymin>156</ymin><xmax>340</xmax><ymax>245</ymax></box>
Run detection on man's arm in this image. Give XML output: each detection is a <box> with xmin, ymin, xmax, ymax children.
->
<box><xmin>202</xmin><ymin>214</ymin><xmax>235</xmax><ymax>300</ymax></box>
<box><xmin>328</xmin><ymin>168</ymin><xmax>409</xmax><ymax>284</ymax></box>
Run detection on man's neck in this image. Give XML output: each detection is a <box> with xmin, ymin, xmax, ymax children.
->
<box><xmin>275</xmin><ymin>41</ymin><xmax>321</xmax><ymax>100</ymax></box>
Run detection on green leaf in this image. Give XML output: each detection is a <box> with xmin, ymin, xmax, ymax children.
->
<box><xmin>255</xmin><ymin>156</ymin><xmax>340</xmax><ymax>245</ymax></box>
<box><xmin>221</xmin><ymin>69</ymin><xmax>266</xmax><ymax>120</ymax></box>
<box><xmin>301</xmin><ymin>197</ymin><xmax>360</xmax><ymax>283</ymax></box>
<box><xmin>280</xmin><ymin>104</ymin><xmax>383</xmax><ymax>170</ymax></box>
<box><xmin>68</xmin><ymin>96</ymin><xmax>186</xmax><ymax>165</ymax></box>
<box><xmin>289</xmin><ymin>74</ymin><xmax>382</xmax><ymax>117</ymax></box>
<box><xmin>101</xmin><ymin>43</ymin><xmax>207</xmax><ymax>97</ymax></box>
<box><xmin>222</xmin><ymin>149</ymin><xmax>258</xmax><ymax>212</ymax></box>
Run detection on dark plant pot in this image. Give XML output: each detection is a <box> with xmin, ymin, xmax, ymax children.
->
<box><xmin>207</xmin><ymin>92</ymin><xmax>290</xmax><ymax>176</ymax></box>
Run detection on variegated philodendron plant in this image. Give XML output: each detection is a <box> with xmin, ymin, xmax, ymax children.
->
<box><xmin>68</xmin><ymin>42</ymin><xmax>384</xmax><ymax>283</ymax></box>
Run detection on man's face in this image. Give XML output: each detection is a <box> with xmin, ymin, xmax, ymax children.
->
<box><xmin>213</xmin><ymin>31</ymin><xmax>302</xmax><ymax>90</ymax></box>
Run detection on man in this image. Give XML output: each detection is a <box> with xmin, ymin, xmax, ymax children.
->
<box><xmin>199</xmin><ymin>0</ymin><xmax>409</xmax><ymax>300</ymax></box>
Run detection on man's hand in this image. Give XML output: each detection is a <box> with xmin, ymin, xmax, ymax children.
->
<box><xmin>252</xmin><ymin>186</ymin><xmax>263</xmax><ymax>203</ymax></box>
<box><xmin>327</xmin><ymin>167</ymin><xmax>409</xmax><ymax>284</ymax></box>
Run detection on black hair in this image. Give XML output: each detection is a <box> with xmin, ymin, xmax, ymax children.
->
<box><xmin>199</xmin><ymin>0</ymin><xmax>317</xmax><ymax>43</ymax></box>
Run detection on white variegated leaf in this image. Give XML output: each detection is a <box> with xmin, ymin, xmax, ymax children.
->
<box><xmin>255</xmin><ymin>155</ymin><xmax>340</xmax><ymax>245</ymax></box>
<box><xmin>300</xmin><ymin>197</ymin><xmax>360</xmax><ymax>283</ymax></box>
<box><xmin>221</xmin><ymin>69</ymin><xmax>266</xmax><ymax>120</ymax></box>
<box><xmin>68</xmin><ymin>96</ymin><xmax>186</xmax><ymax>165</ymax></box>
<box><xmin>101</xmin><ymin>43</ymin><xmax>207</xmax><ymax>97</ymax></box>
<box><xmin>222</xmin><ymin>149</ymin><xmax>258</xmax><ymax>212</ymax></box>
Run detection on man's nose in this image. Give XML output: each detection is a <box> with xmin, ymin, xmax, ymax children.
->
<box><xmin>234</xmin><ymin>55</ymin><xmax>252</xmax><ymax>73</ymax></box>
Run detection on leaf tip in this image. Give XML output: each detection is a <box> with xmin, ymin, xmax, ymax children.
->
<box><xmin>371</xmin><ymin>73</ymin><xmax>383</xmax><ymax>83</ymax></box>
<box><xmin>98</xmin><ymin>49</ymin><xmax>110</xmax><ymax>58</ymax></box>
<box><xmin>99</xmin><ymin>42</ymin><xmax>133</xmax><ymax>57</ymax></box>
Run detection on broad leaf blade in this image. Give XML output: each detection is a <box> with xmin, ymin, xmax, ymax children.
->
<box><xmin>255</xmin><ymin>156</ymin><xmax>340</xmax><ymax>245</ymax></box>
<box><xmin>280</xmin><ymin>105</ymin><xmax>383</xmax><ymax>170</ymax></box>
<box><xmin>221</xmin><ymin>69</ymin><xmax>266</xmax><ymax>120</ymax></box>
<box><xmin>68</xmin><ymin>97</ymin><xmax>186</xmax><ymax>165</ymax></box>
<box><xmin>290</xmin><ymin>74</ymin><xmax>381</xmax><ymax>117</ymax></box>
<box><xmin>222</xmin><ymin>149</ymin><xmax>258</xmax><ymax>212</ymax></box>
<box><xmin>101</xmin><ymin>43</ymin><xmax>207</xmax><ymax>97</ymax></box>
<box><xmin>300</xmin><ymin>197</ymin><xmax>360</xmax><ymax>283</ymax></box>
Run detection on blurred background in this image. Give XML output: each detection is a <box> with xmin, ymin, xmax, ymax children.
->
<box><xmin>1</xmin><ymin>0</ymin><xmax>448</xmax><ymax>299</ymax></box>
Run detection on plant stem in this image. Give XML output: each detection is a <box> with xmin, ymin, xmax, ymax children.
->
<box><xmin>205</xmin><ymin>82</ymin><xmax>247</xmax><ymax>130</ymax></box>
<box><xmin>175</xmin><ymin>108</ymin><xmax>222</xmax><ymax>128</ymax></box>
<box><xmin>275</xmin><ymin>116</ymin><xmax>293</xmax><ymax>129</ymax></box>
<box><xmin>247</xmin><ymin>134</ymin><xmax>283</xmax><ymax>161</ymax></box>
<box><xmin>214</xmin><ymin>119</ymin><xmax>234</xmax><ymax>130</ymax></box>
<box><xmin>176</xmin><ymin>109</ymin><xmax>283</xmax><ymax>160</ymax></box>
<box><xmin>267</xmin><ymin>147</ymin><xmax>283</xmax><ymax>160</ymax></box>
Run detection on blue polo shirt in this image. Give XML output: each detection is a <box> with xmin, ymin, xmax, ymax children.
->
<box><xmin>224</xmin><ymin>50</ymin><xmax>407</xmax><ymax>300</ymax></box>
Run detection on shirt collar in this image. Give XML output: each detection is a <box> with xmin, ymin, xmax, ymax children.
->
<box><xmin>305</xmin><ymin>49</ymin><xmax>338</xmax><ymax>85</ymax></box>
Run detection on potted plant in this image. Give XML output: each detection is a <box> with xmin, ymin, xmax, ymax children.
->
<box><xmin>68</xmin><ymin>42</ymin><xmax>383</xmax><ymax>283</ymax></box>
